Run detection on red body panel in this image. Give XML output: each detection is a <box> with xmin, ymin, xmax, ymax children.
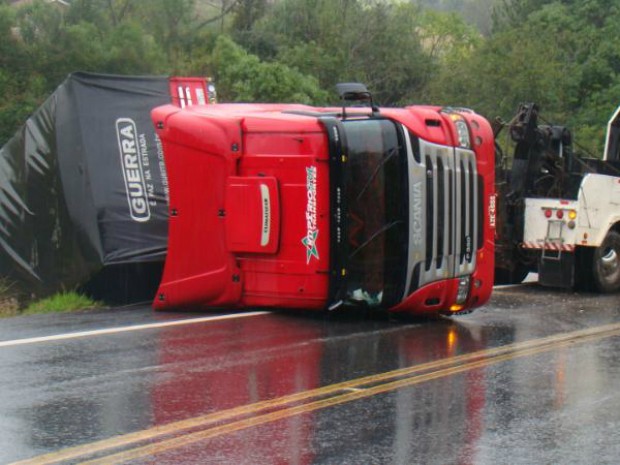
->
<box><xmin>224</xmin><ymin>176</ymin><xmax>280</xmax><ymax>254</ymax></box>
<box><xmin>153</xmin><ymin>105</ymin><xmax>331</xmax><ymax>310</ymax></box>
<box><xmin>237</xmin><ymin>123</ymin><xmax>331</xmax><ymax>309</ymax></box>
<box><xmin>152</xmin><ymin>103</ymin><xmax>495</xmax><ymax>315</ymax></box>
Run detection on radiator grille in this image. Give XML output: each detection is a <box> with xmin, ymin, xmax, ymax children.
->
<box><xmin>407</xmin><ymin>141</ymin><xmax>478</xmax><ymax>294</ymax></box>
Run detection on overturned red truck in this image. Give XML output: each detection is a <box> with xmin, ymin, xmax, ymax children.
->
<box><xmin>152</xmin><ymin>84</ymin><xmax>496</xmax><ymax>315</ymax></box>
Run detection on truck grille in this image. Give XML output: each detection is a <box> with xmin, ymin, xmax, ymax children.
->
<box><xmin>407</xmin><ymin>141</ymin><xmax>478</xmax><ymax>294</ymax></box>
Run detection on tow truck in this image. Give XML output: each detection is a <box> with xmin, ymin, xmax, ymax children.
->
<box><xmin>494</xmin><ymin>103</ymin><xmax>620</xmax><ymax>292</ymax></box>
<box><xmin>151</xmin><ymin>84</ymin><xmax>496</xmax><ymax>315</ymax></box>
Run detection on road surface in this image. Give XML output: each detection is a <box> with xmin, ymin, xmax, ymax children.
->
<box><xmin>1</xmin><ymin>283</ymin><xmax>620</xmax><ymax>464</ymax></box>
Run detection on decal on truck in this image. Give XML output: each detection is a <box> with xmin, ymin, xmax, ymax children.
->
<box><xmin>260</xmin><ymin>184</ymin><xmax>271</xmax><ymax>247</ymax></box>
<box><xmin>116</xmin><ymin>118</ymin><xmax>151</xmax><ymax>222</ymax></box>
<box><xmin>488</xmin><ymin>193</ymin><xmax>497</xmax><ymax>229</ymax></box>
<box><xmin>302</xmin><ymin>166</ymin><xmax>320</xmax><ymax>263</ymax></box>
<box><xmin>411</xmin><ymin>181</ymin><xmax>423</xmax><ymax>246</ymax></box>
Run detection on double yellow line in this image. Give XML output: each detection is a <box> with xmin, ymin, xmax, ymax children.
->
<box><xmin>14</xmin><ymin>322</ymin><xmax>620</xmax><ymax>465</ymax></box>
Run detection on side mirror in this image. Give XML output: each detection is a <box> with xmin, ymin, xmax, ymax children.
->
<box><xmin>335</xmin><ymin>82</ymin><xmax>379</xmax><ymax>118</ymax></box>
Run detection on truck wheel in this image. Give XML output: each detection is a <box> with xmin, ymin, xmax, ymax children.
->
<box><xmin>592</xmin><ymin>231</ymin><xmax>620</xmax><ymax>293</ymax></box>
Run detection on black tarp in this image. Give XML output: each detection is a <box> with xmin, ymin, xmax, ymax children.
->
<box><xmin>0</xmin><ymin>72</ymin><xmax>175</xmax><ymax>298</ymax></box>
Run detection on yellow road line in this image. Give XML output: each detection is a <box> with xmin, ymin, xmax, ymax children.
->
<box><xmin>12</xmin><ymin>322</ymin><xmax>620</xmax><ymax>465</ymax></box>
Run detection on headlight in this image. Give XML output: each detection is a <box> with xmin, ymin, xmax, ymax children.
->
<box><xmin>455</xmin><ymin>120</ymin><xmax>471</xmax><ymax>148</ymax></box>
<box><xmin>441</xmin><ymin>110</ymin><xmax>472</xmax><ymax>149</ymax></box>
<box><xmin>455</xmin><ymin>276</ymin><xmax>470</xmax><ymax>304</ymax></box>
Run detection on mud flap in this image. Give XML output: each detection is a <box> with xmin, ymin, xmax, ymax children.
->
<box><xmin>538</xmin><ymin>251</ymin><xmax>575</xmax><ymax>288</ymax></box>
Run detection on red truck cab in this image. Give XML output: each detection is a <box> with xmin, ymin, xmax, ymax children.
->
<box><xmin>152</xmin><ymin>88</ymin><xmax>495</xmax><ymax>315</ymax></box>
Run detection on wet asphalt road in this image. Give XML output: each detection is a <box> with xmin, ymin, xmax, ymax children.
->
<box><xmin>1</xmin><ymin>283</ymin><xmax>620</xmax><ymax>464</ymax></box>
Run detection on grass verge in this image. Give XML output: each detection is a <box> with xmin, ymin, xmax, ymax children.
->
<box><xmin>22</xmin><ymin>291</ymin><xmax>103</xmax><ymax>315</ymax></box>
<box><xmin>0</xmin><ymin>277</ymin><xmax>103</xmax><ymax>317</ymax></box>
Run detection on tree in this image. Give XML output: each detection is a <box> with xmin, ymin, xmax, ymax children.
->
<box><xmin>211</xmin><ymin>35</ymin><xmax>329</xmax><ymax>103</ymax></box>
<box><xmin>246</xmin><ymin>0</ymin><xmax>434</xmax><ymax>105</ymax></box>
<box><xmin>0</xmin><ymin>4</ymin><xmax>46</xmax><ymax>145</ymax></box>
<box><xmin>5</xmin><ymin>0</ymin><xmax>620</xmax><ymax>157</ymax></box>
<box><xmin>415</xmin><ymin>0</ymin><xmax>501</xmax><ymax>36</ymax></box>
<box><xmin>231</xmin><ymin>0</ymin><xmax>267</xmax><ymax>32</ymax></box>
<box><xmin>426</xmin><ymin>0</ymin><xmax>620</xmax><ymax>154</ymax></box>
<box><xmin>0</xmin><ymin>0</ymin><xmax>169</xmax><ymax>145</ymax></box>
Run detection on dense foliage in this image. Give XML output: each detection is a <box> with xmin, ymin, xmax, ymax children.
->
<box><xmin>2</xmin><ymin>0</ymin><xmax>620</xmax><ymax>154</ymax></box>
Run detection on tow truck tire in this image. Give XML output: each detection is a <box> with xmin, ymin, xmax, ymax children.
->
<box><xmin>592</xmin><ymin>230</ymin><xmax>620</xmax><ymax>293</ymax></box>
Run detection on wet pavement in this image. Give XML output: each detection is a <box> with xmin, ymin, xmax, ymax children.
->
<box><xmin>1</xmin><ymin>283</ymin><xmax>620</xmax><ymax>464</ymax></box>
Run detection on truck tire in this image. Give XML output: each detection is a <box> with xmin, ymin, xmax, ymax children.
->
<box><xmin>592</xmin><ymin>231</ymin><xmax>620</xmax><ymax>293</ymax></box>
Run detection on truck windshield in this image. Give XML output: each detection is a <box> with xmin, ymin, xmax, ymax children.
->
<box><xmin>341</xmin><ymin>119</ymin><xmax>409</xmax><ymax>307</ymax></box>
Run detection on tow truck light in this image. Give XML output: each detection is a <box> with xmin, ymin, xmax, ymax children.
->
<box><xmin>556</xmin><ymin>209</ymin><xmax>564</xmax><ymax>219</ymax></box>
<box><xmin>568</xmin><ymin>210</ymin><xmax>577</xmax><ymax>220</ymax></box>
<box><xmin>544</xmin><ymin>209</ymin><xmax>553</xmax><ymax>218</ymax></box>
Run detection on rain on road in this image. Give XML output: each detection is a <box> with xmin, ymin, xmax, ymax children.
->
<box><xmin>1</xmin><ymin>283</ymin><xmax>620</xmax><ymax>465</ymax></box>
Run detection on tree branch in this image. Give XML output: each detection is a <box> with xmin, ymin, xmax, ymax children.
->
<box><xmin>193</xmin><ymin>0</ymin><xmax>242</xmax><ymax>31</ymax></box>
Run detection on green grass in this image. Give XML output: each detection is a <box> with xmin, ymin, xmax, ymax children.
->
<box><xmin>22</xmin><ymin>291</ymin><xmax>102</xmax><ymax>315</ymax></box>
<box><xmin>1</xmin><ymin>277</ymin><xmax>103</xmax><ymax>317</ymax></box>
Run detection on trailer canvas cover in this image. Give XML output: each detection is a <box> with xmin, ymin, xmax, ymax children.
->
<box><xmin>0</xmin><ymin>72</ymin><xmax>193</xmax><ymax>295</ymax></box>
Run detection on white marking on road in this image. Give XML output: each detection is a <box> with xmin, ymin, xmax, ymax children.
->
<box><xmin>0</xmin><ymin>312</ymin><xmax>270</xmax><ymax>348</ymax></box>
